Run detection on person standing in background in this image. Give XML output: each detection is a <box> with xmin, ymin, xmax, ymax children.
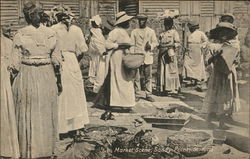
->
<box><xmin>51</xmin><ymin>7</ymin><xmax>89</xmax><ymax>136</ymax></box>
<box><xmin>88</xmin><ymin>15</ymin><xmax>106</xmax><ymax>88</ymax></box>
<box><xmin>157</xmin><ymin>17</ymin><xmax>181</xmax><ymax>95</ymax></box>
<box><xmin>92</xmin><ymin>17</ymin><xmax>114</xmax><ymax>93</ymax></box>
<box><xmin>1</xmin><ymin>27</ymin><xmax>20</xmax><ymax>159</ymax></box>
<box><xmin>95</xmin><ymin>11</ymin><xmax>135</xmax><ymax>111</ymax></box>
<box><xmin>131</xmin><ymin>13</ymin><xmax>158</xmax><ymax>102</ymax></box>
<box><xmin>204</xmin><ymin>22</ymin><xmax>241</xmax><ymax>129</ymax></box>
<box><xmin>183</xmin><ymin>20</ymin><xmax>208</xmax><ymax>92</ymax></box>
<box><xmin>11</xmin><ymin>1</ymin><xmax>60</xmax><ymax>158</ymax></box>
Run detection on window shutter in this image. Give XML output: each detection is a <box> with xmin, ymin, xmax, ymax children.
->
<box><xmin>0</xmin><ymin>0</ymin><xmax>19</xmax><ymax>26</ymax></box>
<box><xmin>119</xmin><ymin>0</ymin><xmax>138</xmax><ymax>16</ymax></box>
<box><xmin>141</xmin><ymin>1</ymin><xmax>180</xmax><ymax>17</ymax></box>
<box><xmin>98</xmin><ymin>0</ymin><xmax>117</xmax><ymax>18</ymax></box>
<box><xmin>38</xmin><ymin>0</ymin><xmax>80</xmax><ymax>17</ymax></box>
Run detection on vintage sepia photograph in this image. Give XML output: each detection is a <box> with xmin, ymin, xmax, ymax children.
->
<box><xmin>0</xmin><ymin>0</ymin><xmax>249</xmax><ymax>158</ymax></box>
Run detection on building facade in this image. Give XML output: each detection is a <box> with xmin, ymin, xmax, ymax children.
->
<box><xmin>1</xmin><ymin>0</ymin><xmax>249</xmax><ymax>41</ymax></box>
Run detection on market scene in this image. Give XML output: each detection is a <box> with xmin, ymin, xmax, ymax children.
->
<box><xmin>0</xmin><ymin>0</ymin><xmax>249</xmax><ymax>158</ymax></box>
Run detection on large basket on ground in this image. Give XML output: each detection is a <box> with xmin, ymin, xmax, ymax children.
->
<box><xmin>167</xmin><ymin>131</ymin><xmax>212</xmax><ymax>157</ymax></box>
<box><xmin>122</xmin><ymin>53</ymin><xmax>145</xmax><ymax>69</ymax></box>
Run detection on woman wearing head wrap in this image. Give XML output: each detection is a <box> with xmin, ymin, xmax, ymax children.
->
<box><xmin>183</xmin><ymin>20</ymin><xmax>208</xmax><ymax>92</ymax></box>
<box><xmin>204</xmin><ymin>22</ymin><xmax>241</xmax><ymax>129</ymax></box>
<box><xmin>95</xmin><ymin>11</ymin><xmax>135</xmax><ymax>111</ymax></box>
<box><xmin>0</xmin><ymin>27</ymin><xmax>20</xmax><ymax>159</ymax></box>
<box><xmin>88</xmin><ymin>15</ymin><xmax>105</xmax><ymax>85</ymax></box>
<box><xmin>51</xmin><ymin>7</ymin><xmax>89</xmax><ymax>135</ymax></box>
<box><xmin>157</xmin><ymin>17</ymin><xmax>181</xmax><ymax>95</ymax></box>
<box><xmin>89</xmin><ymin>15</ymin><xmax>114</xmax><ymax>93</ymax></box>
<box><xmin>10</xmin><ymin>1</ymin><xmax>61</xmax><ymax>158</ymax></box>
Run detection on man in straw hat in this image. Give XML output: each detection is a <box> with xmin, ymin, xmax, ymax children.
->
<box><xmin>51</xmin><ymin>6</ymin><xmax>90</xmax><ymax>135</ymax></box>
<box><xmin>204</xmin><ymin>22</ymin><xmax>241</xmax><ymax>129</ymax></box>
<box><xmin>131</xmin><ymin>13</ymin><xmax>158</xmax><ymax>102</ymax></box>
<box><xmin>182</xmin><ymin>20</ymin><xmax>208</xmax><ymax>92</ymax></box>
<box><xmin>94</xmin><ymin>11</ymin><xmax>135</xmax><ymax>111</ymax></box>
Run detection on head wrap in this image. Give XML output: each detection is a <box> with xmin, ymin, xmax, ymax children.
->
<box><xmin>90</xmin><ymin>15</ymin><xmax>102</xmax><ymax>27</ymax></box>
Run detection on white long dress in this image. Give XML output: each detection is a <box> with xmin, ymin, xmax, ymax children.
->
<box><xmin>88</xmin><ymin>28</ymin><xmax>107</xmax><ymax>93</ymax></box>
<box><xmin>52</xmin><ymin>23</ymin><xmax>89</xmax><ymax>133</ymax></box>
<box><xmin>183</xmin><ymin>30</ymin><xmax>208</xmax><ymax>81</ymax></box>
<box><xmin>105</xmin><ymin>27</ymin><xmax>135</xmax><ymax>107</ymax></box>
<box><xmin>1</xmin><ymin>36</ymin><xmax>20</xmax><ymax>158</ymax></box>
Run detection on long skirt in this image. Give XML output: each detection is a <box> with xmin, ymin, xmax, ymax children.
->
<box><xmin>58</xmin><ymin>52</ymin><xmax>89</xmax><ymax>134</ymax></box>
<box><xmin>88</xmin><ymin>53</ymin><xmax>100</xmax><ymax>83</ymax></box>
<box><xmin>95</xmin><ymin>49</ymin><xmax>135</xmax><ymax>108</ymax></box>
<box><xmin>13</xmin><ymin>63</ymin><xmax>58</xmax><ymax>158</ymax></box>
<box><xmin>1</xmin><ymin>61</ymin><xmax>20</xmax><ymax>158</ymax></box>
<box><xmin>183</xmin><ymin>44</ymin><xmax>206</xmax><ymax>81</ymax></box>
<box><xmin>157</xmin><ymin>50</ymin><xmax>180</xmax><ymax>93</ymax></box>
<box><xmin>203</xmin><ymin>65</ymin><xmax>240</xmax><ymax>115</ymax></box>
<box><xmin>93</xmin><ymin>56</ymin><xmax>107</xmax><ymax>93</ymax></box>
<box><xmin>109</xmin><ymin>50</ymin><xmax>135</xmax><ymax>107</ymax></box>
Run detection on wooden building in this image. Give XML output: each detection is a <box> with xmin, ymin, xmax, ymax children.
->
<box><xmin>1</xmin><ymin>0</ymin><xmax>249</xmax><ymax>40</ymax></box>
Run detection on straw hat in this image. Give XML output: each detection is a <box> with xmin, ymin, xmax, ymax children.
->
<box><xmin>102</xmin><ymin>18</ymin><xmax>114</xmax><ymax>33</ymax></box>
<box><xmin>210</xmin><ymin>22</ymin><xmax>238</xmax><ymax>40</ymax></box>
<box><xmin>114</xmin><ymin>11</ymin><xmax>133</xmax><ymax>26</ymax></box>
<box><xmin>220</xmin><ymin>13</ymin><xmax>235</xmax><ymax>22</ymax></box>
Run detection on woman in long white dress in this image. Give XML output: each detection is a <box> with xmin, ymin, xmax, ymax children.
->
<box><xmin>157</xmin><ymin>18</ymin><xmax>181</xmax><ymax>95</ymax></box>
<box><xmin>0</xmin><ymin>29</ymin><xmax>20</xmax><ymax>159</ymax></box>
<box><xmin>11</xmin><ymin>4</ymin><xmax>59</xmax><ymax>158</ymax></box>
<box><xmin>88</xmin><ymin>15</ymin><xmax>107</xmax><ymax>93</ymax></box>
<box><xmin>52</xmin><ymin>9</ymin><xmax>89</xmax><ymax>134</ymax></box>
<box><xmin>183</xmin><ymin>20</ymin><xmax>208</xmax><ymax>92</ymax></box>
<box><xmin>95</xmin><ymin>12</ymin><xmax>135</xmax><ymax>110</ymax></box>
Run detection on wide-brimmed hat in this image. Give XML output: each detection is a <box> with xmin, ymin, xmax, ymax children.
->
<box><xmin>210</xmin><ymin>22</ymin><xmax>238</xmax><ymax>40</ymax></box>
<box><xmin>220</xmin><ymin>13</ymin><xmax>235</xmax><ymax>22</ymax></box>
<box><xmin>114</xmin><ymin>11</ymin><xmax>133</xmax><ymax>26</ymax></box>
<box><xmin>136</xmin><ymin>13</ymin><xmax>148</xmax><ymax>19</ymax></box>
<box><xmin>102</xmin><ymin>18</ymin><xmax>114</xmax><ymax>33</ymax></box>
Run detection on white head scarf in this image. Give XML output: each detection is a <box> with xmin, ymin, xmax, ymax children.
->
<box><xmin>90</xmin><ymin>15</ymin><xmax>102</xmax><ymax>26</ymax></box>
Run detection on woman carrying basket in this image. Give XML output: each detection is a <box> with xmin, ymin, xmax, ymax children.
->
<box><xmin>95</xmin><ymin>12</ymin><xmax>136</xmax><ymax>113</ymax></box>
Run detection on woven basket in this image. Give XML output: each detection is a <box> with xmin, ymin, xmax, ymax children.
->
<box><xmin>167</xmin><ymin>131</ymin><xmax>212</xmax><ymax>157</ymax></box>
<box><xmin>122</xmin><ymin>53</ymin><xmax>145</xmax><ymax>69</ymax></box>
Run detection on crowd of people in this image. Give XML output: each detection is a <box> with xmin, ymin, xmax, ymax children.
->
<box><xmin>1</xmin><ymin>1</ymin><xmax>249</xmax><ymax>158</ymax></box>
